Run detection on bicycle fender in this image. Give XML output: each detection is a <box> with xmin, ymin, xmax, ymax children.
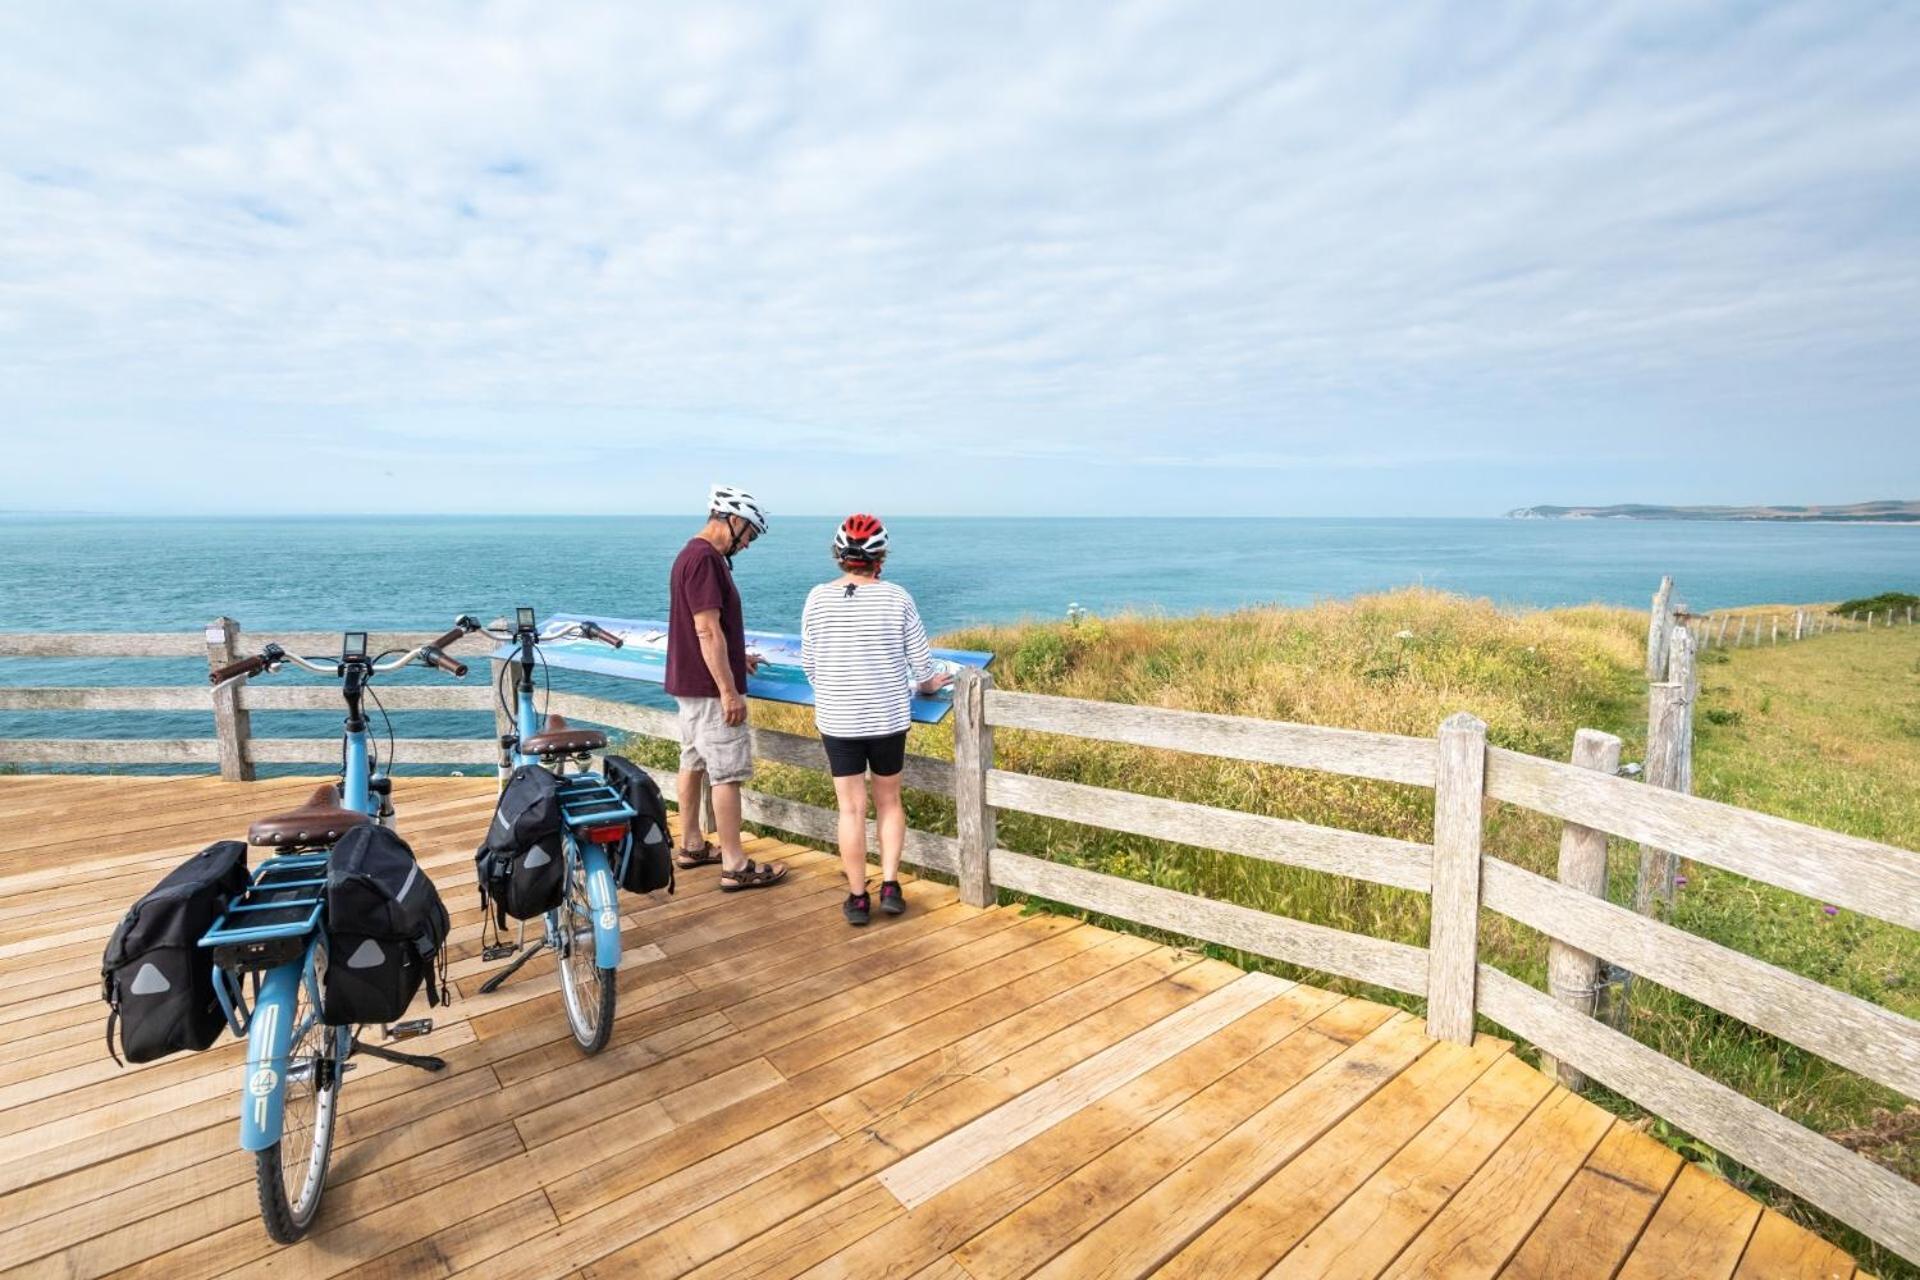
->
<box><xmin>579</xmin><ymin>843</ymin><xmax>622</xmax><ymax>969</ymax></box>
<box><xmin>239</xmin><ymin>962</ymin><xmax>302</xmax><ymax>1151</ymax></box>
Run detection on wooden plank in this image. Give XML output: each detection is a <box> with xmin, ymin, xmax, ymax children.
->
<box><xmin>1485</xmin><ymin>747</ymin><xmax>1920</xmax><ymax>930</ymax></box>
<box><xmin>1025</xmin><ymin>1012</ymin><xmax>1435</xmax><ymax>1278</ymax></box>
<box><xmin>951</xmin><ymin>998</ymin><xmax>1395</xmax><ymax>1280</ymax></box>
<box><xmin>985</xmin><ymin>769</ymin><xmax>1432</xmax><ymax>891</ymax></box>
<box><xmin>1428</xmin><ymin>712</ymin><xmax>1488</xmax><ymax>1043</ymax></box>
<box><xmin>0</xmin><ymin>739</ymin><xmax>220</xmax><ymax>765</ymax></box>
<box><xmin>0</xmin><ymin>688</ymin><xmax>214</xmax><ymax>711</ymax></box>
<box><xmin>1542</xmin><ymin>728</ymin><xmax>1622</xmax><ymax>1089</ymax></box>
<box><xmin>1731</xmin><ymin>1208</ymin><xmax>1857</xmax><ymax>1280</ymax></box>
<box><xmin>953</xmin><ymin>667</ymin><xmax>995</xmax><ymax>907</ymax></box>
<box><xmin>237</xmin><ymin>628</ymin><xmax>498</xmax><ymax>656</ymax></box>
<box><xmin>1477</xmin><ymin>965</ymin><xmax>1920</xmax><ymax>1265</ymax></box>
<box><xmin>1276</xmin><ymin>1053</ymin><xmax>1555</xmax><ymax>1278</ymax></box>
<box><xmin>247</xmin><ymin>737</ymin><xmax>497</xmax><ymax>764</ymax></box>
<box><xmin>240</xmin><ymin>684</ymin><xmax>493</xmax><ymax>711</ymax></box>
<box><xmin>1499</xmin><ymin>1121</ymin><xmax>1684</xmax><ymax>1279</ymax></box>
<box><xmin>880</xmin><ymin>972</ymin><xmax>1291</xmax><ymax>1206</ymax></box>
<box><xmin>0</xmin><ymin>633</ymin><xmax>200</xmax><ymax>657</ymax></box>
<box><xmin>800</xmin><ymin>985</ymin><xmax>1348</xmax><ymax>1280</ymax></box>
<box><xmin>1378</xmin><ymin>1087</ymin><xmax>1616</xmax><ymax>1277</ymax></box>
<box><xmin>1156</xmin><ymin>1035</ymin><xmax>1512</xmax><ymax>1278</ymax></box>
<box><xmin>991</xmin><ymin>848</ymin><xmax>1431</xmax><ymax>994</ymax></box>
<box><xmin>1615</xmin><ymin>1161</ymin><xmax>1764</xmax><ymax>1280</ymax></box>
<box><xmin>984</xmin><ymin>688</ymin><xmax>1438</xmax><ymax>786</ymax></box>
<box><xmin>1483</xmin><ymin>858</ymin><xmax>1920</xmax><ymax>1100</ymax></box>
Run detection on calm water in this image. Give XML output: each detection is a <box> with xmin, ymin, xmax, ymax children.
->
<box><xmin>3</xmin><ymin>515</ymin><xmax>1914</xmax><ymax>757</ymax></box>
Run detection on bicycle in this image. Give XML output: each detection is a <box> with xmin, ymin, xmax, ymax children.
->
<box><xmin>200</xmin><ymin>618</ymin><xmax>477</xmax><ymax>1242</ymax></box>
<box><xmin>473</xmin><ymin>606</ymin><xmax>634</xmax><ymax>1054</ymax></box>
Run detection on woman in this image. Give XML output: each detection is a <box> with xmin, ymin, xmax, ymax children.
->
<box><xmin>800</xmin><ymin>513</ymin><xmax>952</xmax><ymax>925</ymax></box>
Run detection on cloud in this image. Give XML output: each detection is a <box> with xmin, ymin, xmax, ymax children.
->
<box><xmin>0</xmin><ymin>0</ymin><xmax>1916</xmax><ymax>513</ymax></box>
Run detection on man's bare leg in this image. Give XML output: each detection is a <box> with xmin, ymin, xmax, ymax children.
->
<box><xmin>676</xmin><ymin>767</ymin><xmax>708</xmax><ymax>853</ymax></box>
<box><xmin>710</xmin><ymin>780</ymin><xmax>750</xmax><ymax>870</ymax></box>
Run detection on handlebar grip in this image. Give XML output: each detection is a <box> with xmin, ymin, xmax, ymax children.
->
<box><xmin>208</xmin><ymin>654</ymin><xmax>268</xmax><ymax>684</ymax></box>
<box><xmin>426</xmin><ymin>621</ymin><xmax>471</xmax><ymax>652</ymax></box>
<box><xmin>582</xmin><ymin>621</ymin><xmax>623</xmax><ymax>649</ymax></box>
<box><xmin>422</xmin><ymin>647</ymin><xmax>468</xmax><ymax>678</ymax></box>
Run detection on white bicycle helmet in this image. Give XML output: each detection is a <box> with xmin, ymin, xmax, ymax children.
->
<box><xmin>707</xmin><ymin>484</ymin><xmax>768</xmax><ymax>535</ymax></box>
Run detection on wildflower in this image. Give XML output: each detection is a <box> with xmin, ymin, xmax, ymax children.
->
<box><xmin>1822</xmin><ymin>905</ymin><xmax>1839</xmax><ymax>918</ymax></box>
<box><xmin>1674</xmin><ymin>875</ymin><xmax>1688</xmax><ymax>888</ymax></box>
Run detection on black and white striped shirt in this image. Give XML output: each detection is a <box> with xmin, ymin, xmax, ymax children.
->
<box><xmin>800</xmin><ymin>579</ymin><xmax>936</xmax><ymax>738</ymax></box>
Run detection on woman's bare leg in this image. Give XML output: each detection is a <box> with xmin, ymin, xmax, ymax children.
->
<box><xmin>832</xmin><ymin>772</ymin><xmax>871</xmax><ymax>893</ymax></box>
<box><xmin>871</xmin><ymin>772</ymin><xmax>906</xmax><ymax>885</ymax></box>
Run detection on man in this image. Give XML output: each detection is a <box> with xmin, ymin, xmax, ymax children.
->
<box><xmin>666</xmin><ymin>485</ymin><xmax>788</xmax><ymax>891</ymax></box>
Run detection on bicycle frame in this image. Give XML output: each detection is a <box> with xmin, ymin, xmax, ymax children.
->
<box><xmin>503</xmin><ymin>623</ymin><xmax>623</xmax><ymax>970</ymax></box>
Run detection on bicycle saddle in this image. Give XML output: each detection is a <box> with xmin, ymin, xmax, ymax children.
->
<box><xmin>519</xmin><ymin>714</ymin><xmax>607</xmax><ymax>756</ymax></box>
<box><xmin>248</xmin><ymin>783</ymin><xmax>372</xmax><ymax>847</ymax></box>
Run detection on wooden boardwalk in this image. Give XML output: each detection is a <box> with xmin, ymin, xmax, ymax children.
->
<box><xmin>0</xmin><ymin>775</ymin><xmax>1867</xmax><ymax>1279</ymax></box>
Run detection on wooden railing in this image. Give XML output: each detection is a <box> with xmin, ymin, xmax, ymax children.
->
<box><xmin>2</xmin><ymin>623</ymin><xmax>1916</xmax><ymax>1263</ymax></box>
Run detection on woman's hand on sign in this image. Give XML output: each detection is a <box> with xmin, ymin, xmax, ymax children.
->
<box><xmin>918</xmin><ymin>672</ymin><xmax>954</xmax><ymax>695</ymax></box>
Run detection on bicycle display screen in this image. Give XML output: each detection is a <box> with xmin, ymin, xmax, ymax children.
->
<box><xmin>342</xmin><ymin>631</ymin><xmax>368</xmax><ymax>658</ymax></box>
<box><xmin>516</xmin><ymin>607</ymin><xmax>536</xmax><ymax>629</ymax></box>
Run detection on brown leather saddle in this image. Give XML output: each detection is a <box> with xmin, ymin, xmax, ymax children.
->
<box><xmin>519</xmin><ymin>713</ymin><xmax>607</xmax><ymax>757</ymax></box>
<box><xmin>248</xmin><ymin>783</ymin><xmax>371</xmax><ymax>848</ymax></box>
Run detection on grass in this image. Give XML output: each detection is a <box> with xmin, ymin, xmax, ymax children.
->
<box><xmin>661</xmin><ymin>588</ymin><xmax>1918</xmax><ymax>1273</ymax></box>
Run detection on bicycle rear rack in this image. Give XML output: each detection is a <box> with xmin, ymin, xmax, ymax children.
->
<box><xmin>201</xmin><ymin>853</ymin><xmax>328</xmax><ymax>972</ymax></box>
<box><xmin>556</xmin><ymin>775</ymin><xmax>635</xmax><ymax>831</ymax></box>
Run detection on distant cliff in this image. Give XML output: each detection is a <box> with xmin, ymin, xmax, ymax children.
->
<box><xmin>1505</xmin><ymin>500</ymin><xmax>1920</xmax><ymax>523</ymax></box>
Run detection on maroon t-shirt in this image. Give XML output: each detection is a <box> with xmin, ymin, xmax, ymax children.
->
<box><xmin>666</xmin><ymin>537</ymin><xmax>746</xmax><ymax>698</ymax></box>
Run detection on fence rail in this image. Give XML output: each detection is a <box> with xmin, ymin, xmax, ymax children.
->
<box><xmin>2</xmin><ymin>617</ymin><xmax>1916</xmax><ymax>1263</ymax></box>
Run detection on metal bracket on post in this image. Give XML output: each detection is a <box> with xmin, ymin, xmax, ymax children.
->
<box><xmin>206</xmin><ymin>617</ymin><xmax>254</xmax><ymax>782</ymax></box>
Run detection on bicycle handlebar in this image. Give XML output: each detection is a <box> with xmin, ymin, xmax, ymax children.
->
<box><xmin>427</xmin><ymin>616</ymin><xmax>481</xmax><ymax>653</ymax></box>
<box><xmin>421</xmin><ymin>647</ymin><xmax>468</xmax><ymax>677</ymax></box>
<box><xmin>579</xmin><ymin>620</ymin><xmax>624</xmax><ymax>649</ymax></box>
<box><xmin>208</xmin><ymin>653</ymin><xmax>272</xmax><ymax>684</ymax></box>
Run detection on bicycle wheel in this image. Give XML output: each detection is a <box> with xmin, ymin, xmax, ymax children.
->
<box><xmin>556</xmin><ymin>852</ymin><xmax>617</xmax><ymax>1054</ymax></box>
<box><xmin>255</xmin><ymin>971</ymin><xmax>346</xmax><ymax>1243</ymax></box>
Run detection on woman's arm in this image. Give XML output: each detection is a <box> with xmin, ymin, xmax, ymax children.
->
<box><xmin>902</xmin><ymin>594</ymin><xmax>948</xmax><ymax>694</ymax></box>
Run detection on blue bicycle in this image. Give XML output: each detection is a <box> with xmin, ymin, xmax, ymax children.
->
<box><xmin>473</xmin><ymin>607</ymin><xmax>633</xmax><ymax>1054</ymax></box>
<box><xmin>201</xmin><ymin>618</ymin><xmax>477</xmax><ymax>1242</ymax></box>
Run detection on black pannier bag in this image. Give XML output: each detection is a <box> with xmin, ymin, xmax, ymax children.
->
<box><xmin>322</xmin><ymin>823</ymin><xmax>450</xmax><ymax>1026</ymax></box>
<box><xmin>474</xmin><ymin>764</ymin><xmax>567</xmax><ymax>926</ymax></box>
<box><xmin>101</xmin><ymin>840</ymin><xmax>249</xmax><ymax>1064</ymax></box>
<box><xmin>604</xmin><ymin>754</ymin><xmax>674</xmax><ymax>895</ymax></box>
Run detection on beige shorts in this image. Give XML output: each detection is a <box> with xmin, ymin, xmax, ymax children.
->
<box><xmin>675</xmin><ymin>696</ymin><xmax>754</xmax><ymax>785</ymax></box>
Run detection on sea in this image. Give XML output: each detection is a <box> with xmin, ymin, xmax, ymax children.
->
<box><xmin>3</xmin><ymin>514</ymin><xmax>1913</xmax><ymax>757</ymax></box>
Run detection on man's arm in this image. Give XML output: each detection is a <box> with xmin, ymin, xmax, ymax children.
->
<box><xmin>693</xmin><ymin>608</ymin><xmax>748</xmax><ymax>725</ymax></box>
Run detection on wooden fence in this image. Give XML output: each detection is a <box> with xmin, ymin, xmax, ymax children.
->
<box><xmin>2</xmin><ymin>622</ymin><xmax>1917</xmax><ymax>1264</ymax></box>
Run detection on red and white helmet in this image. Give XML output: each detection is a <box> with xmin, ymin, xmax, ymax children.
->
<box><xmin>833</xmin><ymin>513</ymin><xmax>888</xmax><ymax>563</ymax></box>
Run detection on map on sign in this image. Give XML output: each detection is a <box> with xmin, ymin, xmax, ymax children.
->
<box><xmin>497</xmin><ymin>612</ymin><xmax>993</xmax><ymax>724</ymax></box>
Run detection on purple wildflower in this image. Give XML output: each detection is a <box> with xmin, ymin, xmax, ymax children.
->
<box><xmin>1822</xmin><ymin>905</ymin><xmax>1839</xmax><ymax>917</ymax></box>
<box><xmin>1674</xmin><ymin>875</ymin><xmax>1688</xmax><ymax>888</ymax></box>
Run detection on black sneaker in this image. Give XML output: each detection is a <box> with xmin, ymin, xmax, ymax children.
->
<box><xmin>878</xmin><ymin>881</ymin><xmax>906</xmax><ymax>915</ymax></box>
<box><xmin>843</xmin><ymin>892</ymin><xmax>871</xmax><ymax>926</ymax></box>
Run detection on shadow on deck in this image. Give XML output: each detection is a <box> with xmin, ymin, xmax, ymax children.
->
<box><xmin>0</xmin><ymin>776</ymin><xmax>1865</xmax><ymax>1278</ymax></box>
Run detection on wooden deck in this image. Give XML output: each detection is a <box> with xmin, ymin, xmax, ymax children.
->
<box><xmin>0</xmin><ymin>775</ymin><xmax>1868</xmax><ymax>1279</ymax></box>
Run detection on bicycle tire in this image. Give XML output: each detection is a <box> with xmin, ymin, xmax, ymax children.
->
<box><xmin>556</xmin><ymin>866</ymin><xmax>618</xmax><ymax>1054</ymax></box>
<box><xmin>253</xmin><ymin>1024</ymin><xmax>343</xmax><ymax>1243</ymax></box>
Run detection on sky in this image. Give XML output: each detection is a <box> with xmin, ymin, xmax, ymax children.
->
<box><xmin>1</xmin><ymin>1</ymin><xmax>1917</xmax><ymax>517</ymax></box>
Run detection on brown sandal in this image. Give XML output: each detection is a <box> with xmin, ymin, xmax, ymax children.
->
<box><xmin>675</xmin><ymin>843</ymin><xmax>722</xmax><ymax>869</ymax></box>
<box><xmin>719</xmin><ymin>858</ymin><xmax>788</xmax><ymax>891</ymax></box>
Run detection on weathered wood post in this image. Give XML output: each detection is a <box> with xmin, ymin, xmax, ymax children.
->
<box><xmin>1733</xmin><ymin>617</ymin><xmax>1746</xmax><ymax>646</ymax></box>
<box><xmin>489</xmin><ymin>658</ymin><xmax>516</xmax><ymax>784</ymax></box>
<box><xmin>1427</xmin><ymin>712</ymin><xmax>1487</xmax><ymax>1044</ymax></box>
<box><xmin>1645</xmin><ymin>577</ymin><xmax>1674</xmax><ymax>680</ymax></box>
<box><xmin>205</xmin><ymin>617</ymin><xmax>254</xmax><ymax>782</ymax></box>
<box><xmin>1771</xmin><ymin>616</ymin><xmax>1779</xmax><ymax>645</ymax></box>
<box><xmin>1717</xmin><ymin>615</ymin><xmax>1730</xmax><ymax>645</ymax></box>
<box><xmin>1633</xmin><ymin>666</ymin><xmax>1692</xmax><ymax>915</ymax></box>
<box><xmin>1794</xmin><ymin>609</ymin><xmax>1805</xmax><ymax>641</ymax></box>
<box><xmin>1542</xmin><ymin>728</ymin><xmax>1624</xmax><ymax>1089</ymax></box>
<box><xmin>952</xmin><ymin>667</ymin><xmax>996</xmax><ymax>908</ymax></box>
<box><xmin>1668</xmin><ymin>626</ymin><xmax>1696</xmax><ymax>796</ymax></box>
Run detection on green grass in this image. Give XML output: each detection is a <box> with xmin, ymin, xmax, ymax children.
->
<box><xmin>706</xmin><ymin>589</ymin><xmax>1917</xmax><ymax>1273</ymax></box>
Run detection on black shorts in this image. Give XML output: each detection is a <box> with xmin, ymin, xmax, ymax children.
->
<box><xmin>820</xmin><ymin>731</ymin><xmax>908</xmax><ymax>778</ymax></box>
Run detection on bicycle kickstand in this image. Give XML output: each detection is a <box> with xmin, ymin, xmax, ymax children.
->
<box><xmin>350</xmin><ymin>1034</ymin><xmax>446</xmax><ymax>1073</ymax></box>
<box><xmin>476</xmin><ymin>936</ymin><xmax>550</xmax><ymax>995</ymax></box>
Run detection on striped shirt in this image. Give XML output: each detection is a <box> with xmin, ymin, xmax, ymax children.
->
<box><xmin>800</xmin><ymin>579</ymin><xmax>936</xmax><ymax>738</ymax></box>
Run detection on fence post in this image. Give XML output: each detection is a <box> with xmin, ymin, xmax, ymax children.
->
<box><xmin>1771</xmin><ymin>616</ymin><xmax>1779</xmax><ymax>645</ymax></box>
<box><xmin>1633</xmin><ymin>677</ymin><xmax>1691</xmax><ymax>915</ymax></box>
<box><xmin>1645</xmin><ymin>576</ymin><xmax>1674</xmax><ymax>680</ymax></box>
<box><xmin>1542</xmin><ymin>727</ymin><xmax>1623</xmax><ymax>1089</ymax></box>
<box><xmin>952</xmin><ymin>667</ymin><xmax>996</xmax><ymax>908</ymax></box>
<box><xmin>1427</xmin><ymin>712</ymin><xmax>1487</xmax><ymax>1044</ymax></box>
<box><xmin>205</xmin><ymin>617</ymin><xmax>254</xmax><ymax>782</ymax></box>
<box><xmin>1794</xmin><ymin>609</ymin><xmax>1805</xmax><ymax>641</ymax></box>
<box><xmin>1734</xmin><ymin>617</ymin><xmax>1746</xmax><ymax>646</ymax></box>
<box><xmin>489</xmin><ymin>659</ymin><xmax>515</xmax><ymax>783</ymax></box>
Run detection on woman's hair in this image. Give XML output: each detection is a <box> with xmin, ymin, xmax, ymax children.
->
<box><xmin>837</xmin><ymin>550</ymin><xmax>885</xmax><ymax>575</ymax></box>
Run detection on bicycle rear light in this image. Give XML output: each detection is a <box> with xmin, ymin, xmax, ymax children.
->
<box><xmin>583</xmin><ymin>823</ymin><xmax>629</xmax><ymax>846</ymax></box>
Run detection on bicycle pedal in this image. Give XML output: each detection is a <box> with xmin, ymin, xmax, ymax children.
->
<box><xmin>482</xmin><ymin>942</ymin><xmax>520</xmax><ymax>961</ymax></box>
<box><xmin>384</xmin><ymin>1019</ymin><xmax>433</xmax><ymax>1041</ymax></box>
